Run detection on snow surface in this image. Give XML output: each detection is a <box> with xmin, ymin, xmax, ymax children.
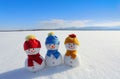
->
<box><xmin>0</xmin><ymin>31</ymin><xmax>120</xmax><ymax>79</ymax></box>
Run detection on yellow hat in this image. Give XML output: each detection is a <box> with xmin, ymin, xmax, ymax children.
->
<box><xmin>64</xmin><ymin>34</ymin><xmax>80</xmax><ymax>45</ymax></box>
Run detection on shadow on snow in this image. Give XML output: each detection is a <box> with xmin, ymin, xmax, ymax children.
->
<box><xmin>0</xmin><ymin>64</ymin><xmax>73</xmax><ymax>79</ymax></box>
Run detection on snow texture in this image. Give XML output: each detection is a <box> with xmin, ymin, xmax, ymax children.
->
<box><xmin>0</xmin><ymin>31</ymin><xmax>120</xmax><ymax>79</ymax></box>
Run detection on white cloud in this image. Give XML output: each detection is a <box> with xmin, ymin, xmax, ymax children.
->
<box><xmin>37</xmin><ymin>19</ymin><xmax>120</xmax><ymax>29</ymax></box>
<box><xmin>91</xmin><ymin>21</ymin><xmax>120</xmax><ymax>27</ymax></box>
<box><xmin>38</xmin><ymin>19</ymin><xmax>91</xmax><ymax>29</ymax></box>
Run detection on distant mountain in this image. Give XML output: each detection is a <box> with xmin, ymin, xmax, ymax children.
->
<box><xmin>58</xmin><ymin>26</ymin><xmax>120</xmax><ymax>30</ymax></box>
<box><xmin>1</xmin><ymin>26</ymin><xmax>120</xmax><ymax>32</ymax></box>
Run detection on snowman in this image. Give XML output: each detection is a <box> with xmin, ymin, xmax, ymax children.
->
<box><xmin>23</xmin><ymin>35</ymin><xmax>45</xmax><ymax>72</ymax></box>
<box><xmin>45</xmin><ymin>32</ymin><xmax>62</xmax><ymax>66</ymax></box>
<box><xmin>64</xmin><ymin>34</ymin><xmax>80</xmax><ymax>67</ymax></box>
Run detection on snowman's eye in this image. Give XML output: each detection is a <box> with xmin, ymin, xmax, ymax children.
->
<box><xmin>48</xmin><ymin>44</ymin><xmax>51</xmax><ymax>47</ymax></box>
<box><xmin>33</xmin><ymin>48</ymin><xmax>34</xmax><ymax>50</ymax></box>
<box><xmin>55</xmin><ymin>36</ymin><xmax>57</xmax><ymax>38</ymax></box>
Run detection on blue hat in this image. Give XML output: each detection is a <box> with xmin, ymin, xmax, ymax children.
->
<box><xmin>45</xmin><ymin>32</ymin><xmax>60</xmax><ymax>45</ymax></box>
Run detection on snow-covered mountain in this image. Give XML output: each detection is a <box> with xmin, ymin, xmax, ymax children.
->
<box><xmin>0</xmin><ymin>31</ymin><xmax>120</xmax><ymax>79</ymax></box>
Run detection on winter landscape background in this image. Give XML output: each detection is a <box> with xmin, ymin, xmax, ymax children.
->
<box><xmin>0</xmin><ymin>30</ymin><xmax>120</xmax><ymax>79</ymax></box>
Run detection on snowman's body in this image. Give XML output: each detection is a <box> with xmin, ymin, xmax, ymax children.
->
<box><xmin>64</xmin><ymin>54</ymin><xmax>80</xmax><ymax>67</ymax></box>
<box><xmin>45</xmin><ymin>44</ymin><xmax>62</xmax><ymax>66</ymax></box>
<box><xmin>25</xmin><ymin>48</ymin><xmax>45</xmax><ymax>72</ymax></box>
<box><xmin>64</xmin><ymin>43</ymin><xmax>80</xmax><ymax>67</ymax></box>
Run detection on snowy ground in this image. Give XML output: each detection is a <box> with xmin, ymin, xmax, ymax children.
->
<box><xmin>0</xmin><ymin>31</ymin><xmax>120</xmax><ymax>79</ymax></box>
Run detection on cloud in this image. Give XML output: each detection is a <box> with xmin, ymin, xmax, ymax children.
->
<box><xmin>38</xmin><ymin>19</ymin><xmax>91</xmax><ymax>29</ymax></box>
<box><xmin>37</xmin><ymin>19</ymin><xmax>120</xmax><ymax>29</ymax></box>
<box><xmin>91</xmin><ymin>21</ymin><xmax>120</xmax><ymax>27</ymax></box>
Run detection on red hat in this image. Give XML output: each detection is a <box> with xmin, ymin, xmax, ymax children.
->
<box><xmin>24</xmin><ymin>35</ymin><xmax>41</xmax><ymax>50</ymax></box>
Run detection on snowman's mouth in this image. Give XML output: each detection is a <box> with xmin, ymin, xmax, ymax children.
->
<box><xmin>32</xmin><ymin>51</ymin><xmax>35</xmax><ymax>53</ymax></box>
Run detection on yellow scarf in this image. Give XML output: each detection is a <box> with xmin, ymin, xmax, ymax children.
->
<box><xmin>65</xmin><ymin>50</ymin><xmax>77</xmax><ymax>59</ymax></box>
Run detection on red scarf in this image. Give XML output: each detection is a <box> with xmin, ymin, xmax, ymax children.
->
<box><xmin>28</xmin><ymin>53</ymin><xmax>43</xmax><ymax>67</ymax></box>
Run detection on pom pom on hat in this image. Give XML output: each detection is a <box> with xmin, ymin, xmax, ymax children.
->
<box><xmin>64</xmin><ymin>34</ymin><xmax>80</xmax><ymax>45</ymax></box>
<box><xmin>45</xmin><ymin>32</ymin><xmax>60</xmax><ymax>45</ymax></box>
<box><xmin>25</xmin><ymin>35</ymin><xmax>36</xmax><ymax>41</ymax></box>
<box><xmin>24</xmin><ymin>35</ymin><xmax>41</xmax><ymax>50</ymax></box>
<box><xmin>69</xmin><ymin>34</ymin><xmax>76</xmax><ymax>38</ymax></box>
<box><xmin>48</xmin><ymin>32</ymin><xmax>54</xmax><ymax>36</ymax></box>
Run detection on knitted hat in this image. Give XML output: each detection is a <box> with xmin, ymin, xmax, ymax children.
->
<box><xmin>64</xmin><ymin>34</ymin><xmax>80</xmax><ymax>45</ymax></box>
<box><xmin>45</xmin><ymin>32</ymin><xmax>60</xmax><ymax>45</ymax></box>
<box><xmin>24</xmin><ymin>35</ymin><xmax>41</xmax><ymax>50</ymax></box>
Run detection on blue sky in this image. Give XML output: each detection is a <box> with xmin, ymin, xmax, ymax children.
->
<box><xmin>0</xmin><ymin>0</ymin><xmax>120</xmax><ymax>29</ymax></box>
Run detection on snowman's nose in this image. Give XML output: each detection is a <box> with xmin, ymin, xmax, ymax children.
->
<box><xmin>69</xmin><ymin>45</ymin><xmax>73</xmax><ymax>49</ymax></box>
<box><xmin>70</xmin><ymin>45</ymin><xmax>73</xmax><ymax>47</ymax></box>
<box><xmin>51</xmin><ymin>45</ymin><xmax>55</xmax><ymax>48</ymax></box>
<box><xmin>30</xmin><ymin>49</ymin><xmax>35</xmax><ymax>52</ymax></box>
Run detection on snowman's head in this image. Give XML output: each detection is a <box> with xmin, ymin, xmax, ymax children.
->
<box><xmin>65</xmin><ymin>43</ymin><xmax>78</xmax><ymax>50</ymax></box>
<box><xmin>45</xmin><ymin>32</ymin><xmax>60</xmax><ymax>50</ymax></box>
<box><xmin>25</xmin><ymin>48</ymin><xmax>40</xmax><ymax>55</ymax></box>
<box><xmin>24</xmin><ymin>35</ymin><xmax>41</xmax><ymax>55</ymax></box>
<box><xmin>46</xmin><ymin>44</ymin><xmax>59</xmax><ymax>50</ymax></box>
<box><xmin>64</xmin><ymin>34</ymin><xmax>80</xmax><ymax>50</ymax></box>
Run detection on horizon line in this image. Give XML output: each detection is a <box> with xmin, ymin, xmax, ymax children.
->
<box><xmin>1</xmin><ymin>28</ymin><xmax>120</xmax><ymax>32</ymax></box>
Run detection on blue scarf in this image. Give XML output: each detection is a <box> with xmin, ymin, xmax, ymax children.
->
<box><xmin>47</xmin><ymin>50</ymin><xmax>60</xmax><ymax>59</ymax></box>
